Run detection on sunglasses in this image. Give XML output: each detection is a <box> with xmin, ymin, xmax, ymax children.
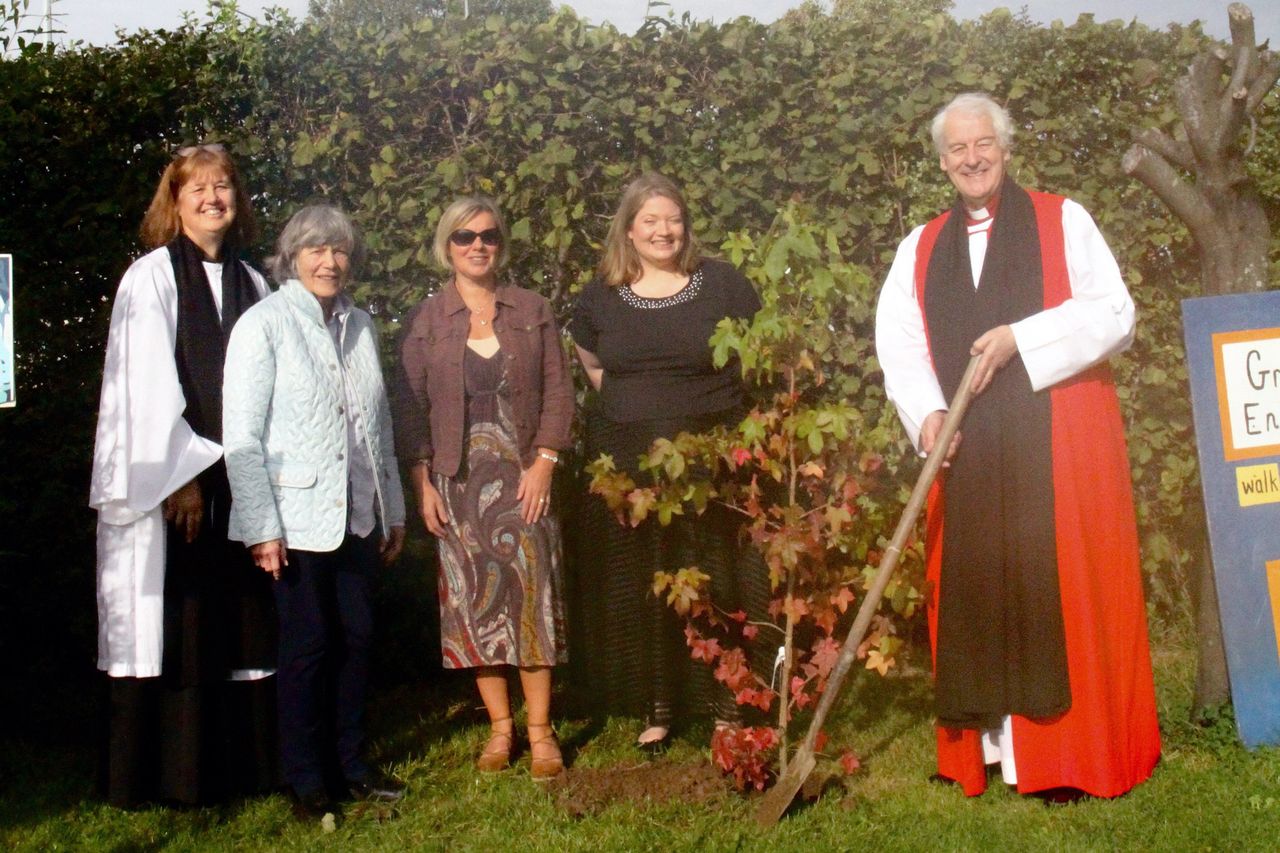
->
<box><xmin>175</xmin><ymin>142</ymin><xmax>226</xmax><ymax>158</ymax></box>
<box><xmin>449</xmin><ymin>228</ymin><xmax>502</xmax><ymax>247</ymax></box>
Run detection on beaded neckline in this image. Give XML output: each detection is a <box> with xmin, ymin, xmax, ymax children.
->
<box><xmin>619</xmin><ymin>268</ymin><xmax>703</xmax><ymax>309</ymax></box>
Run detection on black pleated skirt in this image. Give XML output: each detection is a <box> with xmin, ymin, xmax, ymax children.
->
<box><xmin>567</xmin><ymin>406</ymin><xmax>772</xmax><ymax>727</ymax></box>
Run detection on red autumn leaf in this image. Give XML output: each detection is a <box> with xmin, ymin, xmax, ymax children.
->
<box><xmin>841</xmin><ymin>478</ymin><xmax>862</xmax><ymax>501</ymax></box>
<box><xmin>714</xmin><ymin>647</ymin><xmax>750</xmax><ymax>690</ymax></box>
<box><xmin>731</xmin><ymin>447</ymin><xmax>752</xmax><ymax>466</ymax></box>
<box><xmin>728</xmin><ymin>609</ymin><xmax>747</xmax><ymax>623</ymax></box>
<box><xmin>742</xmin><ymin>624</ymin><xmax>759</xmax><ymax>641</ymax></box>
<box><xmin>830</xmin><ymin>586</ymin><xmax>855</xmax><ymax>613</ymax></box>
<box><xmin>790</xmin><ymin>676</ymin><xmax>813</xmax><ymax>709</ymax></box>
<box><xmin>815</xmin><ymin>730</ymin><xmax>829</xmax><ymax>753</ymax></box>
<box><xmin>736</xmin><ymin>687</ymin><xmax>774</xmax><ymax>712</ymax></box>
<box><xmin>710</xmin><ymin>727</ymin><xmax>736</xmax><ymax>772</ymax></box>
<box><xmin>690</xmin><ymin>636</ymin><xmax>723</xmax><ymax>663</ymax></box>
<box><xmin>710</xmin><ymin>725</ymin><xmax>779</xmax><ymax>791</ymax></box>
<box><xmin>840</xmin><ymin>751</ymin><xmax>862</xmax><ymax>775</ymax></box>
<box><xmin>810</xmin><ymin>635</ymin><xmax>841</xmax><ymax>678</ymax></box>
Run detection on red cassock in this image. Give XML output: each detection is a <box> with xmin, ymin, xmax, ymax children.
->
<box><xmin>915</xmin><ymin>192</ymin><xmax>1161</xmax><ymax>797</ymax></box>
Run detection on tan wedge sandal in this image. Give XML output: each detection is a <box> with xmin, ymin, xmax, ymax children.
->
<box><xmin>527</xmin><ymin>723</ymin><xmax>564</xmax><ymax>781</ymax></box>
<box><xmin>477</xmin><ymin>717</ymin><xmax>514</xmax><ymax>773</ymax></box>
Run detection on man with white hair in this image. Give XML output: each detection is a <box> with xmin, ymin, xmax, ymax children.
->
<box><xmin>875</xmin><ymin>93</ymin><xmax>1160</xmax><ymax>799</ymax></box>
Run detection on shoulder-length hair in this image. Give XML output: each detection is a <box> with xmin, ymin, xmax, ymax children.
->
<box><xmin>432</xmin><ymin>196</ymin><xmax>510</xmax><ymax>271</ymax></box>
<box><xmin>265</xmin><ymin>204</ymin><xmax>364</xmax><ymax>283</ymax></box>
<box><xmin>139</xmin><ymin>144</ymin><xmax>258</xmax><ymax>250</ymax></box>
<box><xmin>598</xmin><ymin>173</ymin><xmax>700</xmax><ymax>286</ymax></box>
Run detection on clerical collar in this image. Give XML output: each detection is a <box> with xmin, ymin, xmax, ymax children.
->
<box><xmin>965</xmin><ymin>192</ymin><xmax>1001</xmax><ymax>226</ymax></box>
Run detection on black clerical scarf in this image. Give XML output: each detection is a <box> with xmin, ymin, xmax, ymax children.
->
<box><xmin>164</xmin><ymin>235</ymin><xmax>270</xmax><ymax>687</ymax></box>
<box><xmin>922</xmin><ymin>176</ymin><xmax>1070</xmax><ymax>730</ymax></box>
<box><xmin>168</xmin><ymin>233</ymin><xmax>259</xmax><ymax>444</ymax></box>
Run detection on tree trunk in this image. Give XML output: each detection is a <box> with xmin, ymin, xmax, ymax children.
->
<box><xmin>1191</xmin><ymin>527</ymin><xmax>1231</xmax><ymax>717</ymax></box>
<box><xmin>1122</xmin><ymin>2</ymin><xmax>1278</xmax><ymax>717</ymax></box>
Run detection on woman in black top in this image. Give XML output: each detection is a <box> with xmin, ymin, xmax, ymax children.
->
<box><xmin>570</xmin><ymin>173</ymin><xmax>762</xmax><ymax>751</ymax></box>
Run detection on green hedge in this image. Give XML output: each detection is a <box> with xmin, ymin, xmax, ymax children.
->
<box><xmin>0</xmin><ymin>3</ymin><xmax>1275</xmax><ymax>710</ymax></box>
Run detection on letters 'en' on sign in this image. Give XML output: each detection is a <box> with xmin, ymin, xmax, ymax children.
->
<box><xmin>1184</xmin><ymin>291</ymin><xmax>1280</xmax><ymax>748</ymax></box>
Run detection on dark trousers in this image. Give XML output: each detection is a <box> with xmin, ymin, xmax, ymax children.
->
<box><xmin>273</xmin><ymin>533</ymin><xmax>376</xmax><ymax>797</ymax></box>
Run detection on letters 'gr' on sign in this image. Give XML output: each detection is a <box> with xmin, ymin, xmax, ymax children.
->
<box><xmin>1184</xmin><ymin>291</ymin><xmax>1280</xmax><ymax>748</ymax></box>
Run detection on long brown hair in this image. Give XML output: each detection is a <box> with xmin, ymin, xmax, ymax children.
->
<box><xmin>139</xmin><ymin>144</ymin><xmax>258</xmax><ymax>250</ymax></box>
<box><xmin>598</xmin><ymin>173</ymin><xmax>700</xmax><ymax>286</ymax></box>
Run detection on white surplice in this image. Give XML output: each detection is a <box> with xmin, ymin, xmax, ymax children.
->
<box><xmin>90</xmin><ymin>248</ymin><xmax>268</xmax><ymax>677</ymax></box>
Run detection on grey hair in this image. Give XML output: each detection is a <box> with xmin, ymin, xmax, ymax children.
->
<box><xmin>267</xmin><ymin>204</ymin><xmax>364</xmax><ymax>282</ymax></box>
<box><xmin>432</xmin><ymin>196</ymin><xmax>509</xmax><ymax>270</ymax></box>
<box><xmin>930</xmin><ymin>93</ymin><xmax>1015</xmax><ymax>156</ymax></box>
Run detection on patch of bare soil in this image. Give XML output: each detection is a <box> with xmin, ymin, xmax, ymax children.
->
<box><xmin>545</xmin><ymin>758</ymin><xmax>733</xmax><ymax>817</ymax></box>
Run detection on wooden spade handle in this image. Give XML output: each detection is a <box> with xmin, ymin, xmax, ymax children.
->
<box><xmin>796</xmin><ymin>353</ymin><xmax>981</xmax><ymax>753</ymax></box>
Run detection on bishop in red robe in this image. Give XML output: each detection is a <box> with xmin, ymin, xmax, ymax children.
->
<box><xmin>875</xmin><ymin>93</ymin><xmax>1160</xmax><ymax>798</ymax></box>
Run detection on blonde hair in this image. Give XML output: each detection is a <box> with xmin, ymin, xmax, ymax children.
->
<box><xmin>139</xmin><ymin>144</ymin><xmax>257</xmax><ymax>250</ymax></box>
<box><xmin>598</xmin><ymin>173</ymin><xmax>700</xmax><ymax>286</ymax></box>
<box><xmin>432</xmin><ymin>196</ymin><xmax>509</xmax><ymax>270</ymax></box>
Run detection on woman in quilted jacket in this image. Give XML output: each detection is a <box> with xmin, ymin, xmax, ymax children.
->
<box><xmin>223</xmin><ymin>204</ymin><xmax>407</xmax><ymax>823</ymax></box>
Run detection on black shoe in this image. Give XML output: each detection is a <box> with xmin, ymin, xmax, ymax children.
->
<box><xmin>290</xmin><ymin>788</ymin><xmax>339</xmax><ymax>823</ymax></box>
<box><xmin>346</xmin><ymin>774</ymin><xmax>406</xmax><ymax>803</ymax></box>
<box><xmin>1036</xmin><ymin>786</ymin><xmax>1089</xmax><ymax>806</ymax></box>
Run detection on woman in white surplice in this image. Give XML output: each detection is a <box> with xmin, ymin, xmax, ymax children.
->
<box><xmin>89</xmin><ymin>144</ymin><xmax>277</xmax><ymax>808</ymax></box>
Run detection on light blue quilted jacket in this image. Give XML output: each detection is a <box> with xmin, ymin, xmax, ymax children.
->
<box><xmin>223</xmin><ymin>280</ymin><xmax>406</xmax><ymax>552</ymax></box>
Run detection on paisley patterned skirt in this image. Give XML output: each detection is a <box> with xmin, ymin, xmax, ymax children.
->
<box><xmin>434</xmin><ymin>350</ymin><xmax>566</xmax><ymax>669</ymax></box>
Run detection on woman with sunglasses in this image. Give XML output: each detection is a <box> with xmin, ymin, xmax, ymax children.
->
<box><xmin>393</xmin><ymin>196</ymin><xmax>573</xmax><ymax>779</ymax></box>
<box><xmin>90</xmin><ymin>143</ymin><xmax>276</xmax><ymax>807</ymax></box>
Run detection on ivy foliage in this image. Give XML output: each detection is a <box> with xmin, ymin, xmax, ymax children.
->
<box><xmin>0</xmin><ymin>0</ymin><xmax>1276</xmax><ymax>695</ymax></box>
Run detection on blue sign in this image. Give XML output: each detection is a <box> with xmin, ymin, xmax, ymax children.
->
<box><xmin>1183</xmin><ymin>291</ymin><xmax>1280</xmax><ymax>748</ymax></box>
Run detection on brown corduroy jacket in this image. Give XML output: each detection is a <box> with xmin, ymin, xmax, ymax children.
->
<box><xmin>392</xmin><ymin>281</ymin><xmax>573</xmax><ymax>477</ymax></box>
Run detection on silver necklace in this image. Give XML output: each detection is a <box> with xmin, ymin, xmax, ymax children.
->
<box><xmin>465</xmin><ymin>295</ymin><xmax>496</xmax><ymax>326</ymax></box>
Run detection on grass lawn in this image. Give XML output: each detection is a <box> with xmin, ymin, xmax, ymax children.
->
<box><xmin>4</xmin><ymin>620</ymin><xmax>1280</xmax><ymax>852</ymax></box>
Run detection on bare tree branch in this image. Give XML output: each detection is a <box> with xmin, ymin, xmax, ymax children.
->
<box><xmin>1244</xmin><ymin>114</ymin><xmax>1258</xmax><ymax>157</ymax></box>
<box><xmin>1175</xmin><ymin>60</ymin><xmax>1222</xmax><ymax>161</ymax></box>
<box><xmin>1122</xmin><ymin>143</ymin><xmax>1216</xmax><ymax>239</ymax></box>
<box><xmin>1244</xmin><ymin>52</ymin><xmax>1280</xmax><ymax>114</ymax></box>
<box><xmin>1135</xmin><ymin>128</ymin><xmax>1195</xmax><ymax>171</ymax></box>
<box><xmin>1228</xmin><ymin>3</ymin><xmax>1257</xmax><ymax>48</ymax></box>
